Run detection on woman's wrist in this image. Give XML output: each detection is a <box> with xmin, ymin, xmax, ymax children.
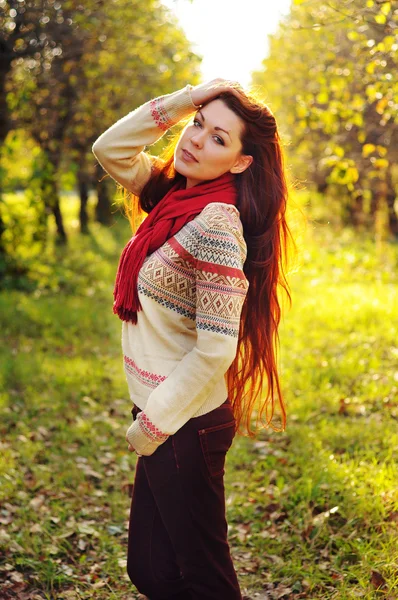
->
<box><xmin>187</xmin><ymin>84</ymin><xmax>202</xmax><ymax>109</ymax></box>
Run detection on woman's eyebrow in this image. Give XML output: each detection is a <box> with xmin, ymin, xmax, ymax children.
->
<box><xmin>197</xmin><ymin>110</ymin><xmax>232</xmax><ymax>141</ymax></box>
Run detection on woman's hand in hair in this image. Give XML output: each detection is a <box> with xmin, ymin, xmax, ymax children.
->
<box><xmin>190</xmin><ymin>78</ymin><xmax>244</xmax><ymax>107</ymax></box>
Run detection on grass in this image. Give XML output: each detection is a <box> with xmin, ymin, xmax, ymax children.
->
<box><xmin>0</xmin><ymin>192</ymin><xmax>397</xmax><ymax>599</ymax></box>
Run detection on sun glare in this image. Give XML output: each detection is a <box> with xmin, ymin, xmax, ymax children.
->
<box><xmin>162</xmin><ymin>0</ymin><xmax>291</xmax><ymax>87</ymax></box>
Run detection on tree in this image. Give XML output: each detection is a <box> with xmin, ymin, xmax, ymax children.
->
<box><xmin>252</xmin><ymin>0</ymin><xmax>398</xmax><ymax>236</ymax></box>
<box><xmin>3</xmin><ymin>0</ymin><xmax>201</xmax><ymax>258</ymax></box>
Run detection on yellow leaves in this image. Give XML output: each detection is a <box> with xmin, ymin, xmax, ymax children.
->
<box><xmin>373</xmin><ymin>158</ymin><xmax>389</xmax><ymax>169</ymax></box>
<box><xmin>363</xmin><ymin>143</ymin><xmax>376</xmax><ymax>157</ymax></box>
<box><xmin>296</xmin><ymin>105</ymin><xmax>308</xmax><ymax>118</ymax></box>
<box><xmin>352</xmin><ymin>112</ymin><xmax>364</xmax><ymax>128</ymax></box>
<box><xmin>329</xmin><ymin>160</ymin><xmax>359</xmax><ymax>186</ymax></box>
<box><xmin>322</xmin><ymin>111</ymin><xmax>338</xmax><ymax>131</ymax></box>
<box><xmin>352</xmin><ymin>95</ymin><xmax>365</xmax><ymax>110</ymax></box>
<box><xmin>362</xmin><ymin>144</ymin><xmax>388</xmax><ymax>159</ymax></box>
<box><xmin>380</xmin><ymin>2</ymin><xmax>391</xmax><ymax>15</ymax></box>
<box><xmin>347</xmin><ymin>31</ymin><xmax>359</xmax><ymax>42</ymax></box>
<box><xmin>381</xmin><ymin>36</ymin><xmax>396</xmax><ymax>52</ymax></box>
<box><xmin>334</xmin><ymin>146</ymin><xmax>345</xmax><ymax>158</ymax></box>
<box><xmin>376</xmin><ymin>146</ymin><xmax>388</xmax><ymax>157</ymax></box>
<box><xmin>376</xmin><ymin>96</ymin><xmax>388</xmax><ymax>114</ymax></box>
<box><xmin>249</xmin><ymin>0</ymin><xmax>396</xmax><ymax>202</ymax></box>
<box><xmin>365</xmin><ymin>84</ymin><xmax>377</xmax><ymax>102</ymax></box>
<box><xmin>344</xmin><ymin>166</ymin><xmax>359</xmax><ymax>184</ymax></box>
<box><xmin>330</xmin><ymin>77</ymin><xmax>347</xmax><ymax>94</ymax></box>
<box><xmin>316</xmin><ymin>92</ymin><xmax>329</xmax><ymax>104</ymax></box>
<box><xmin>374</xmin><ymin>14</ymin><xmax>387</xmax><ymax>24</ymax></box>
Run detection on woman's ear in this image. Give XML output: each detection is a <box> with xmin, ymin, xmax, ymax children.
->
<box><xmin>230</xmin><ymin>154</ymin><xmax>253</xmax><ymax>174</ymax></box>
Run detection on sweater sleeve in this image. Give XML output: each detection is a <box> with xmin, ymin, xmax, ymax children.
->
<box><xmin>126</xmin><ymin>205</ymin><xmax>249</xmax><ymax>456</ymax></box>
<box><xmin>91</xmin><ymin>84</ymin><xmax>200</xmax><ymax>195</ymax></box>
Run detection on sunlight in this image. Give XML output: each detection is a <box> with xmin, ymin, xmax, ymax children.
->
<box><xmin>162</xmin><ymin>0</ymin><xmax>292</xmax><ymax>87</ymax></box>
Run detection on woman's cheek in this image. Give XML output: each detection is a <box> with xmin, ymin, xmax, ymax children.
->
<box><xmin>211</xmin><ymin>150</ymin><xmax>231</xmax><ymax>172</ymax></box>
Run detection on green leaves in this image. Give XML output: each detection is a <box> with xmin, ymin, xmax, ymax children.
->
<box><xmin>252</xmin><ymin>0</ymin><xmax>397</xmax><ymax>236</ymax></box>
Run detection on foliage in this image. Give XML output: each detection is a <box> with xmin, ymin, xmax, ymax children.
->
<box><xmin>1</xmin><ymin>0</ymin><xmax>202</xmax><ymax>253</ymax></box>
<box><xmin>252</xmin><ymin>0</ymin><xmax>398</xmax><ymax>236</ymax></box>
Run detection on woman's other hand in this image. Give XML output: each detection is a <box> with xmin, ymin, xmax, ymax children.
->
<box><xmin>126</xmin><ymin>433</ymin><xmax>141</xmax><ymax>455</ymax></box>
<box><xmin>190</xmin><ymin>78</ymin><xmax>244</xmax><ymax>108</ymax></box>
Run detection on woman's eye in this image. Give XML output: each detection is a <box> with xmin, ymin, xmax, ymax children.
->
<box><xmin>192</xmin><ymin>120</ymin><xmax>224</xmax><ymax>145</ymax></box>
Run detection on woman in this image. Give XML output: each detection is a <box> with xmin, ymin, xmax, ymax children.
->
<box><xmin>92</xmin><ymin>78</ymin><xmax>296</xmax><ymax>600</ymax></box>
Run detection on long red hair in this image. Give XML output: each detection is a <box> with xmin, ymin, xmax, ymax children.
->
<box><xmin>118</xmin><ymin>87</ymin><xmax>302</xmax><ymax>437</ymax></box>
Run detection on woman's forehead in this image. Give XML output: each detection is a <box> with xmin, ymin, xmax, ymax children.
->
<box><xmin>198</xmin><ymin>99</ymin><xmax>243</xmax><ymax>138</ymax></box>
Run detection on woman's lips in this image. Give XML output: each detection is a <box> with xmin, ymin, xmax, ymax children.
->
<box><xmin>182</xmin><ymin>149</ymin><xmax>199</xmax><ymax>163</ymax></box>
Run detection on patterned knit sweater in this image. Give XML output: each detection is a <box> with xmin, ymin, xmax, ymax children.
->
<box><xmin>92</xmin><ymin>84</ymin><xmax>249</xmax><ymax>456</ymax></box>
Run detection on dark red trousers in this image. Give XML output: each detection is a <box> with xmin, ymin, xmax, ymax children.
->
<box><xmin>126</xmin><ymin>398</ymin><xmax>242</xmax><ymax>600</ymax></box>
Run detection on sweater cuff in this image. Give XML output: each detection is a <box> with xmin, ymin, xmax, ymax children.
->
<box><xmin>126</xmin><ymin>411</ymin><xmax>170</xmax><ymax>456</ymax></box>
<box><xmin>186</xmin><ymin>84</ymin><xmax>202</xmax><ymax>109</ymax></box>
<box><xmin>151</xmin><ymin>84</ymin><xmax>200</xmax><ymax>131</ymax></box>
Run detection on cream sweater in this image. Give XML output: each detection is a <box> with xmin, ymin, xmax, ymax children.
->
<box><xmin>92</xmin><ymin>85</ymin><xmax>249</xmax><ymax>456</ymax></box>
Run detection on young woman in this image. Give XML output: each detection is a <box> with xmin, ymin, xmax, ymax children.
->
<box><xmin>92</xmin><ymin>78</ymin><xmax>296</xmax><ymax>600</ymax></box>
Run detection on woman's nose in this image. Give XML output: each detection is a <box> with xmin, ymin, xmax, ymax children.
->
<box><xmin>190</xmin><ymin>132</ymin><xmax>204</xmax><ymax>148</ymax></box>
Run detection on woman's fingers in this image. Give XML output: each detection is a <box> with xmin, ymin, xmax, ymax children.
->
<box><xmin>126</xmin><ymin>430</ymin><xmax>140</xmax><ymax>454</ymax></box>
<box><xmin>220</xmin><ymin>80</ymin><xmax>244</xmax><ymax>98</ymax></box>
<box><xmin>190</xmin><ymin>78</ymin><xmax>244</xmax><ymax>107</ymax></box>
<box><xmin>126</xmin><ymin>433</ymin><xmax>134</xmax><ymax>451</ymax></box>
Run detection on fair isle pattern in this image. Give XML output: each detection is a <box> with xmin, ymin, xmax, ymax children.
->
<box><xmin>195</xmin><ymin>269</ymin><xmax>247</xmax><ymax>337</ymax></box>
<box><xmin>196</xmin><ymin>203</ymin><xmax>247</xmax><ymax>260</ymax></box>
<box><xmin>136</xmin><ymin>203</ymin><xmax>249</xmax><ymax>336</ymax></box>
<box><xmin>138</xmin><ymin>236</ymin><xmax>197</xmax><ymax>320</ymax></box>
<box><xmin>136</xmin><ymin>411</ymin><xmax>169</xmax><ymax>442</ymax></box>
<box><xmin>194</xmin><ymin>206</ymin><xmax>249</xmax><ymax>336</ymax></box>
<box><xmin>124</xmin><ymin>355</ymin><xmax>167</xmax><ymax>389</ymax></box>
<box><xmin>150</xmin><ymin>97</ymin><xmax>174</xmax><ymax>131</ymax></box>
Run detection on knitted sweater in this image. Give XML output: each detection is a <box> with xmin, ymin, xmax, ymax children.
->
<box><xmin>92</xmin><ymin>84</ymin><xmax>249</xmax><ymax>456</ymax></box>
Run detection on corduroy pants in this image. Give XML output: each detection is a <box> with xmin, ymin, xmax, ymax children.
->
<box><xmin>126</xmin><ymin>397</ymin><xmax>242</xmax><ymax>600</ymax></box>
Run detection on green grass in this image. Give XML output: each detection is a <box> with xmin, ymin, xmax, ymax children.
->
<box><xmin>0</xmin><ymin>193</ymin><xmax>397</xmax><ymax>599</ymax></box>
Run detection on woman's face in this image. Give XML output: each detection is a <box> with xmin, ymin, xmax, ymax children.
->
<box><xmin>174</xmin><ymin>99</ymin><xmax>253</xmax><ymax>188</ymax></box>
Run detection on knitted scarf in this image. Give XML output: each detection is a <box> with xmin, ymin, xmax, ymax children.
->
<box><xmin>113</xmin><ymin>170</ymin><xmax>238</xmax><ymax>323</ymax></box>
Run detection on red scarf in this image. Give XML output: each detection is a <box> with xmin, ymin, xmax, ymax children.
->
<box><xmin>113</xmin><ymin>171</ymin><xmax>238</xmax><ymax>323</ymax></box>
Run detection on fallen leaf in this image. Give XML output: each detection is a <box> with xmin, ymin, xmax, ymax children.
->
<box><xmin>371</xmin><ymin>570</ymin><xmax>387</xmax><ymax>590</ymax></box>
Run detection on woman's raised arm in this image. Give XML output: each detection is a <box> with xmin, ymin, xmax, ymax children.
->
<box><xmin>92</xmin><ymin>84</ymin><xmax>200</xmax><ymax>196</ymax></box>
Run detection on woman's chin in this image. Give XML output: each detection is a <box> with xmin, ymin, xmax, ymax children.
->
<box><xmin>174</xmin><ymin>158</ymin><xmax>190</xmax><ymax>178</ymax></box>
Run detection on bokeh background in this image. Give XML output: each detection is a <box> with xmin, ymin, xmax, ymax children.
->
<box><xmin>0</xmin><ymin>1</ymin><xmax>397</xmax><ymax>599</ymax></box>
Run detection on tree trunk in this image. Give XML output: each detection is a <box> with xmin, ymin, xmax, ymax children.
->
<box><xmin>0</xmin><ymin>164</ymin><xmax>6</xmax><ymax>274</ymax></box>
<box><xmin>385</xmin><ymin>169</ymin><xmax>398</xmax><ymax>239</ymax></box>
<box><xmin>0</xmin><ymin>43</ymin><xmax>14</xmax><ymax>266</ymax></box>
<box><xmin>40</xmin><ymin>152</ymin><xmax>67</xmax><ymax>244</ymax></box>
<box><xmin>79</xmin><ymin>179</ymin><xmax>89</xmax><ymax>234</ymax></box>
<box><xmin>94</xmin><ymin>162</ymin><xmax>112</xmax><ymax>225</ymax></box>
<box><xmin>52</xmin><ymin>200</ymin><xmax>67</xmax><ymax>244</ymax></box>
<box><xmin>373</xmin><ymin>179</ymin><xmax>389</xmax><ymax>244</ymax></box>
<box><xmin>78</xmin><ymin>172</ymin><xmax>90</xmax><ymax>234</ymax></box>
<box><xmin>348</xmin><ymin>185</ymin><xmax>365</xmax><ymax>229</ymax></box>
